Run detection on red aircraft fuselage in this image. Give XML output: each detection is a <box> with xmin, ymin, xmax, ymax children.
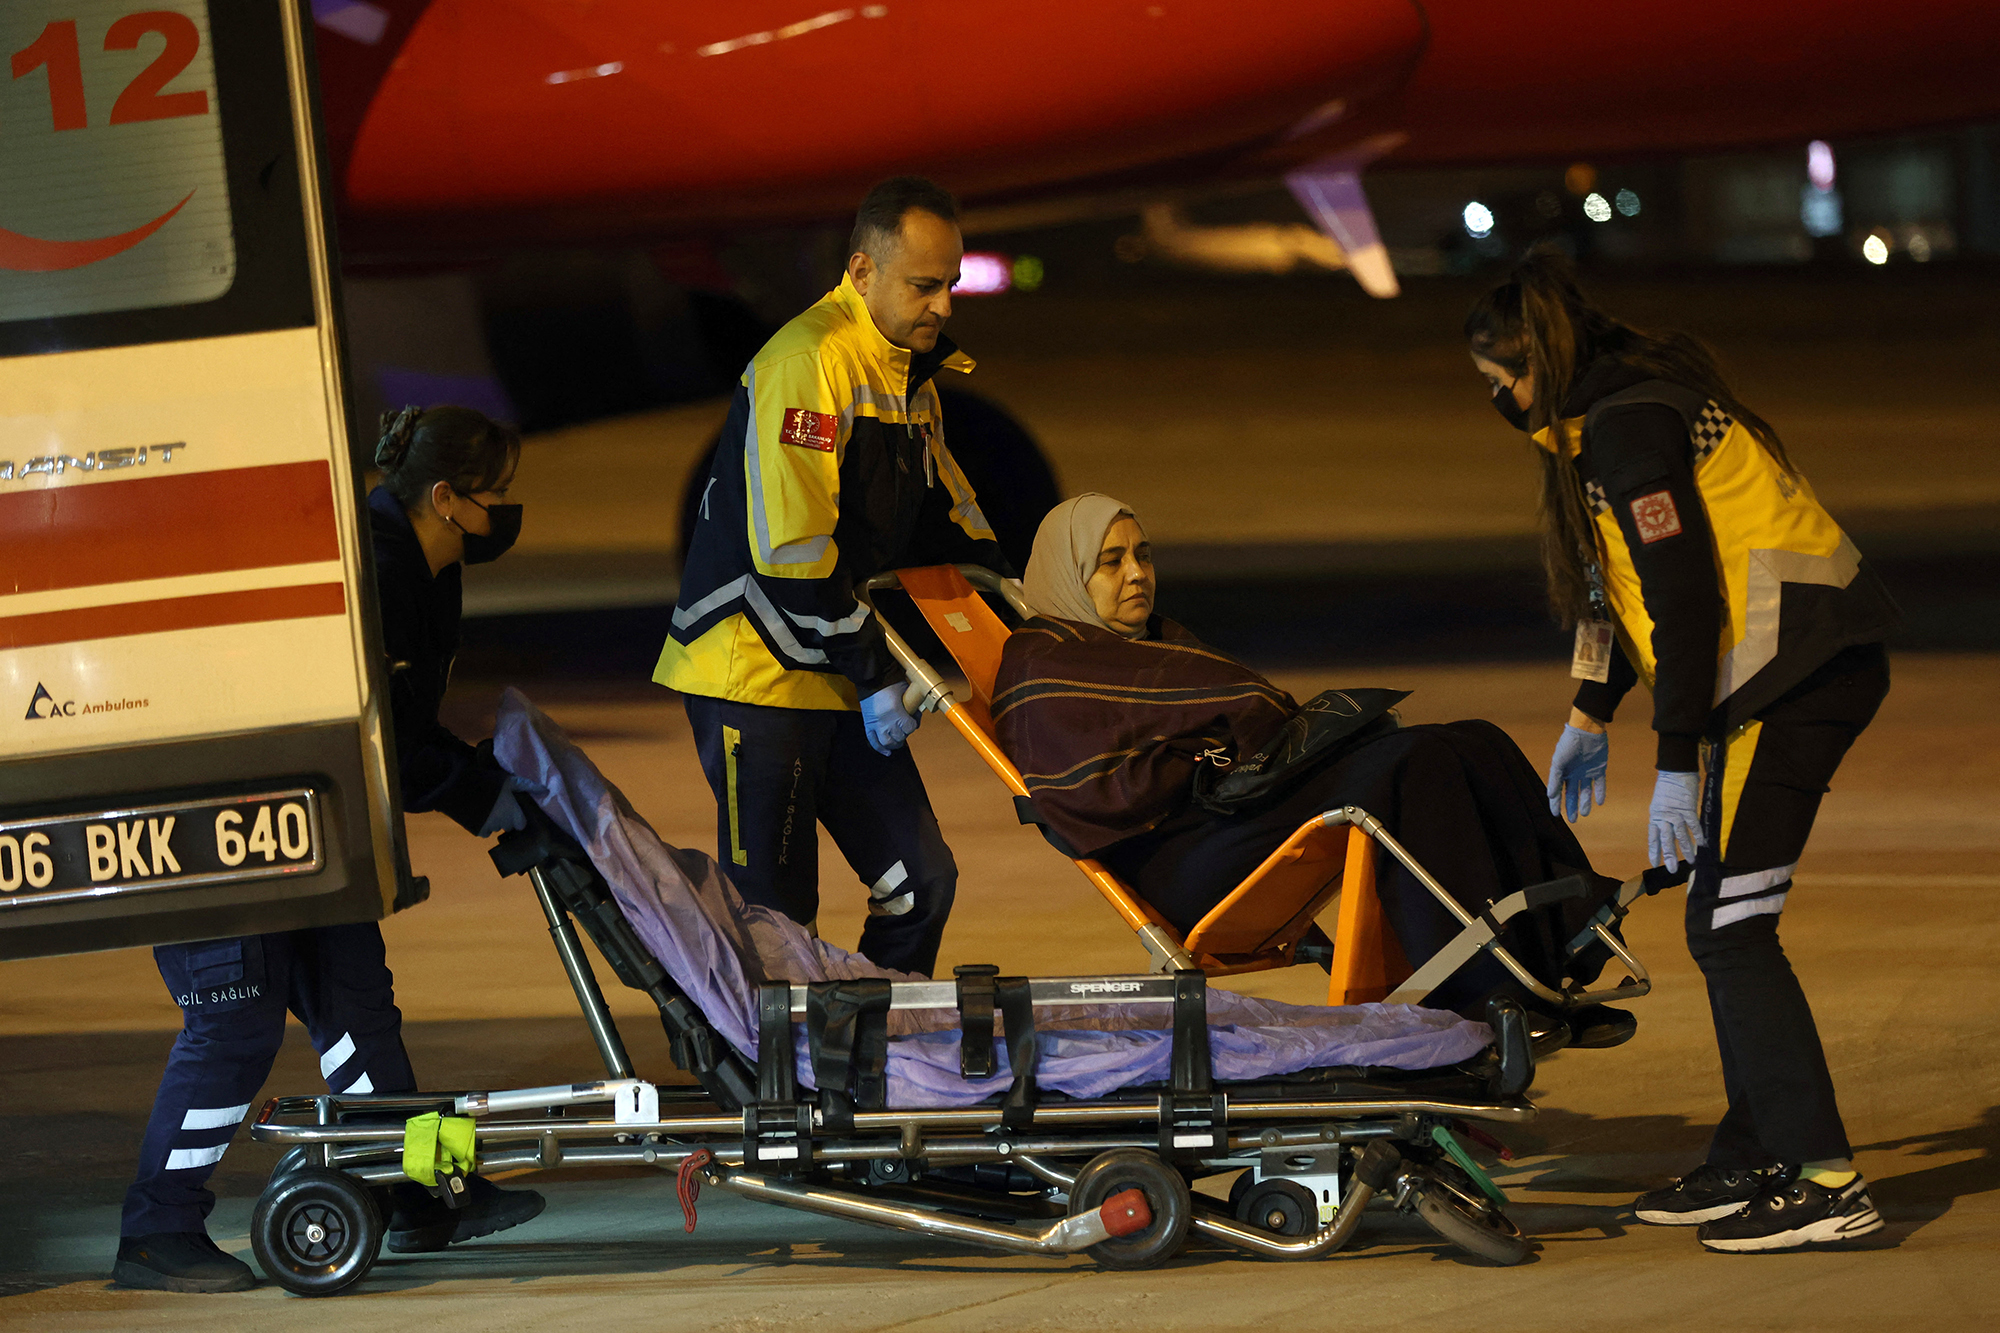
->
<box><xmin>313</xmin><ymin>0</ymin><xmax>2000</xmax><ymax>255</ymax></box>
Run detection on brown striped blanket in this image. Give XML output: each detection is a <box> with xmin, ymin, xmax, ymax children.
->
<box><xmin>992</xmin><ymin>615</ymin><xmax>1297</xmax><ymax>858</ymax></box>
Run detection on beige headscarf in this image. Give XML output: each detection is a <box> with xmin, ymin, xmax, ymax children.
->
<box><xmin>1022</xmin><ymin>493</ymin><xmax>1144</xmax><ymax>634</ymax></box>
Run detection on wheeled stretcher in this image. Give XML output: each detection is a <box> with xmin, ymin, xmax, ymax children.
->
<box><xmin>245</xmin><ymin>685</ymin><xmax>1659</xmax><ymax>1296</ymax></box>
<box><xmin>860</xmin><ymin>564</ymin><xmax>1661</xmax><ymax>1012</ymax></box>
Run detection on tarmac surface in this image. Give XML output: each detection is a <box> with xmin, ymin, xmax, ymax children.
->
<box><xmin>3</xmin><ymin>269</ymin><xmax>1998</xmax><ymax>1328</ymax></box>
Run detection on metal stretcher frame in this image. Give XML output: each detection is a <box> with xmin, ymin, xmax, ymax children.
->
<box><xmin>246</xmin><ymin>812</ymin><xmax>1548</xmax><ymax>1294</ymax></box>
<box><xmin>858</xmin><ymin>565</ymin><xmax>1654</xmax><ymax>1014</ymax></box>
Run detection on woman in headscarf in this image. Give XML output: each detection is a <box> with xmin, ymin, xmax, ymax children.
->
<box><xmin>994</xmin><ymin>495</ymin><xmax>1625</xmax><ymax>1028</ymax></box>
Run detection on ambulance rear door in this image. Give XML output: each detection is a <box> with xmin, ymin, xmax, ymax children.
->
<box><xmin>0</xmin><ymin>0</ymin><xmax>415</xmax><ymax>958</ymax></box>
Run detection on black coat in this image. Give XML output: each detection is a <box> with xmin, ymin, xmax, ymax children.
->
<box><xmin>368</xmin><ymin>486</ymin><xmax>507</xmax><ymax>832</ymax></box>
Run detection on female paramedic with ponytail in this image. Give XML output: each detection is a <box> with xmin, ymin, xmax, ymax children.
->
<box><xmin>113</xmin><ymin>407</ymin><xmax>544</xmax><ymax>1293</ymax></box>
<box><xmin>1465</xmin><ymin>250</ymin><xmax>1899</xmax><ymax>1255</ymax></box>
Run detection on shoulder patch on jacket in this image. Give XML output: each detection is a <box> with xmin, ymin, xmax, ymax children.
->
<box><xmin>780</xmin><ymin>408</ymin><xmax>837</xmax><ymax>451</ymax></box>
<box><xmin>1630</xmin><ymin>489</ymin><xmax>1683</xmax><ymax>543</ymax></box>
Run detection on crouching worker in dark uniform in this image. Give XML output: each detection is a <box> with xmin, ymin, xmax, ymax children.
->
<box><xmin>657</xmin><ymin>178</ymin><xmax>1010</xmax><ymax>977</ymax></box>
<box><xmin>114</xmin><ymin>407</ymin><xmax>544</xmax><ymax>1292</ymax></box>
<box><xmin>1466</xmin><ymin>250</ymin><xmax>1900</xmax><ymax>1254</ymax></box>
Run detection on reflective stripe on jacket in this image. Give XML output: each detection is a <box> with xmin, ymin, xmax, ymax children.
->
<box><xmin>656</xmin><ymin>273</ymin><xmax>1002</xmax><ymax>710</ymax></box>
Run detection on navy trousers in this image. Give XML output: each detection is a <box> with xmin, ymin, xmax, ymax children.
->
<box><xmin>1689</xmin><ymin>643</ymin><xmax>1889</xmax><ymax>1170</ymax></box>
<box><xmin>684</xmin><ymin>693</ymin><xmax>957</xmax><ymax>977</ymax></box>
<box><xmin>121</xmin><ymin>923</ymin><xmax>416</xmax><ymax>1237</ymax></box>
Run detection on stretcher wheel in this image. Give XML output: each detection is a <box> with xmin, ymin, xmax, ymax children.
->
<box><xmin>1236</xmin><ymin>1178</ymin><xmax>1319</xmax><ymax>1237</ymax></box>
<box><xmin>1411</xmin><ymin>1171</ymin><xmax>1532</xmax><ymax>1266</ymax></box>
<box><xmin>251</xmin><ymin>1167</ymin><xmax>383</xmax><ymax>1296</ymax></box>
<box><xmin>1068</xmin><ymin>1149</ymin><xmax>1190</xmax><ymax>1270</ymax></box>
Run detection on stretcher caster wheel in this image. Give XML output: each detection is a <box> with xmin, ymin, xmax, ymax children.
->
<box><xmin>1236</xmin><ymin>1178</ymin><xmax>1319</xmax><ymax>1237</ymax></box>
<box><xmin>1410</xmin><ymin>1173</ymin><xmax>1531</xmax><ymax>1266</ymax></box>
<box><xmin>1068</xmin><ymin>1149</ymin><xmax>1190</xmax><ymax>1270</ymax></box>
<box><xmin>251</xmin><ymin>1167</ymin><xmax>383</xmax><ymax>1296</ymax></box>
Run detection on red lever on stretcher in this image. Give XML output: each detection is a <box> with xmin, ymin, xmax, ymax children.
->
<box><xmin>1099</xmin><ymin>1188</ymin><xmax>1153</xmax><ymax>1237</ymax></box>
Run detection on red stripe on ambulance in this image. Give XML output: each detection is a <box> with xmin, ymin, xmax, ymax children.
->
<box><xmin>0</xmin><ymin>583</ymin><xmax>347</xmax><ymax>651</ymax></box>
<box><xmin>0</xmin><ymin>460</ymin><xmax>340</xmax><ymax>596</ymax></box>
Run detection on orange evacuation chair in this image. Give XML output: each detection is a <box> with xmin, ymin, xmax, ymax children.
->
<box><xmin>863</xmin><ymin>564</ymin><xmax>1413</xmax><ymax>1007</ymax></box>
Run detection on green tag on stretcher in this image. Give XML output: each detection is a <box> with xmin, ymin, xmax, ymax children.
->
<box><xmin>403</xmin><ymin>1112</ymin><xmax>478</xmax><ymax>1189</ymax></box>
<box><xmin>1431</xmin><ymin>1124</ymin><xmax>1509</xmax><ymax>1206</ymax></box>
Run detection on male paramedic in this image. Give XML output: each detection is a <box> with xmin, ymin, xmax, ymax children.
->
<box><xmin>656</xmin><ymin>177</ymin><xmax>1008</xmax><ymax>977</ymax></box>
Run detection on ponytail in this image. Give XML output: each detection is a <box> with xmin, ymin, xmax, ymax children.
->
<box><xmin>1465</xmin><ymin>246</ymin><xmax>1794</xmax><ymax>626</ymax></box>
<box><xmin>373</xmin><ymin>405</ymin><xmax>519</xmax><ymax>513</ymax></box>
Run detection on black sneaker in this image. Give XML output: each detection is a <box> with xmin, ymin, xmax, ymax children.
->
<box><xmin>1698</xmin><ymin>1174</ymin><xmax>1884</xmax><ymax>1252</ymax></box>
<box><xmin>387</xmin><ymin>1176</ymin><xmax>546</xmax><ymax>1253</ymax></box>
<box><xmin>113</xmin><ymin>1232</ymin><xmax>256</xmax><ymax>1293</ymax></box>
<box><xmin>1633</xmin><ymin>1163</ymin><xmax>1773</xmax><ymax>1225</ymax></box>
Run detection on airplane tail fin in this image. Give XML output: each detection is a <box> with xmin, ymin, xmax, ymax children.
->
<box><xmin>1284</xmin><ymin>137</ymin><xmax>1406</xmax><ymax>299</ymax></box>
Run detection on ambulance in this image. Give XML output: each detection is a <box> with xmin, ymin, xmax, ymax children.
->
<box><xmin>1</xmin><ymin>1</ymin><xmax>414</xmax><ymax>959</ymax></box>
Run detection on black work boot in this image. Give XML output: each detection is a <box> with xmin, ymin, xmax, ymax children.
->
<box><xmin>113</xmin><ymin>1232</ymin><xmax>257</xmax><ymax>1292</ymax></box>
<box><xmin>387</xmin><ymin>1176</ymin><xmax>546</xmax><ymax>1253</ymax></box>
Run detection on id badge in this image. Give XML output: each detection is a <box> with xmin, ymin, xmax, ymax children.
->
<box><xmin>1571</xmin><ymin>620</ymin><xmax>1614</xmax><ymax>683</ymax></box>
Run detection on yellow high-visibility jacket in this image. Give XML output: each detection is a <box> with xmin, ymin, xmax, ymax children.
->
<box><xmin>656</xmin><ymin>274</ymin><xmax>1003</xmax><ymax>710</ymax></box>
<box><xmin>1539</xmin><ymin>370</ymin><xmax>1898</xmax><ymax>766</ymax></box>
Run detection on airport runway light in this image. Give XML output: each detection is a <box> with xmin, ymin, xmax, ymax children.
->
<box><xmin>1462</xmin><ymin>201</ymin><xmax>1494</xmax><ymax>239</ymax></box>
<box><xmin>1583</xmin><ymin>193</ymin><xmax>1612</xmax><ymax>223</ymax></box>
<box><xmin>1614</xmin><ymin>189</ymin><xmax>1641</xmax><ymax>218</ymax></box>
<box><xmin>1862</xmin><ymin>233</ymin><xmax>1890</xmax><ymax>265</ymax></box>
<box><xmin>953</xmin><ymin>252</ymin><xmax>1012</xmax><ymax>295</ymax></box>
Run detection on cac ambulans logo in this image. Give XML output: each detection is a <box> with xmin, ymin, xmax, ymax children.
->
<box><xmin>23</xmin><ymin>681</ymin><xmax>147</xmax><ymax>719</ymax></box>
<box><xmin>25</xmin><ymin>683</ymin><xmax>72</xmax><ymax>719</ymax></box>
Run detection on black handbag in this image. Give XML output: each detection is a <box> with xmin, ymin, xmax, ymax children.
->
<box><xmin>1192</xmin><ymin>688</ymin><xmax>1409</xmax><ymax>816</ymax></box>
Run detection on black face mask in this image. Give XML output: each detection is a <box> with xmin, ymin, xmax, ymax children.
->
<box><xmin>448</xmin><ymin>494</ymin><xmax>522</xmax><ymax>564</ymax></box>
<box><xmin>1491</xmin><ymin>383</ymin><xmax>1531</xmax><ymax>432</ymax></box>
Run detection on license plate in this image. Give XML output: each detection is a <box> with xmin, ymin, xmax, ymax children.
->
<box><xmin>0</xmin><ymin>789</ymin><xmax>322</xmax><ymax>909</ymax></box>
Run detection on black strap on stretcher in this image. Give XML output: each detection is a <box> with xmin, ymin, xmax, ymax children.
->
<box><xmin>996</xmin><ymin>976</ymin><xmax>1038</xmax><ymax>1130</ymax></box>
<box><xmin>757</xmin><ymin>982</ymin><xmax>795</xmax><ymax>1104</ymax></box>
<box><xmin>1161</xmin><ymin>968</ymin><xmax>1223</xmax><ymax>1158</ymax></box>
<box><xmin>1012</xmin><ymin>795</ymin><xmax>1083</xmax><ymax>858</ymax></box>
<box><xmin>954</xmin><ymin>964</ymin><xmax>998</xmax><ymax>1078</ymax></box>
<box><xmin>806</xmin><ymin>978</ymin><xmax>892</xmax><ymax>1136</ymax></box>
<box><xmin>747</xmin><ymin>981</ymin><xmax>811</xmax><ymax>1170</ymax></box>
<box><xmin>955</xmin><ymin>963</ymin><xmax>1039</xmax><ymax>1128</ymax></box>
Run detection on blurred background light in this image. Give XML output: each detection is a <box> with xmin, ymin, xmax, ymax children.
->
<box><xmin>1011</xmin><ymin>255</ymin><xmax>1045</xmax><ymax>291</ymax></box>
<box><xmin>1908</xmin><ymin>231</ymin><xmax>1933</xmax><ymax>262</ymax></box>
<box><xmin>1801</xmin><ymin>184</ymin><xmax>1843</xmax><ymax>237</ymax></box>
<box><xmin>953</xmin><ymin>252</ymin><xmax>1013</xmax><ymax>295</ymax></box>
<box><xmin>1461</xmin><ymin>201</ymin><xmax>1494</xmax><ymax>238</ymax></box>
<box><xmin>1862</xmin><ymin>232</ymin><xmax>1891</xmax><ymax>264</ymax></box>
<box><xmin>1565</xmin><ymin>163</ymin><xmax>1597</xmax><ymax>196</ymax></box>
<box><xmin>1808</xmin><ymin>139</ymin><xmax>1837</xmax><ymax>192</ymax></box>
<box><xmin>1583</xmin><ymin>192</ymin><xmax>1613</xmax><ymax>222</ymax></box>
<box><xmin>1614</xmin><ymin>188</ymin><xmax>1641</xmax><ymax>217</ymax></box>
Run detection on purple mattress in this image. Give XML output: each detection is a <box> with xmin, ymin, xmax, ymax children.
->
<box><xmin>493</xmin><ymin>689</ymin><xmax>1491</xmax><ymax>1107</ymax></box>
